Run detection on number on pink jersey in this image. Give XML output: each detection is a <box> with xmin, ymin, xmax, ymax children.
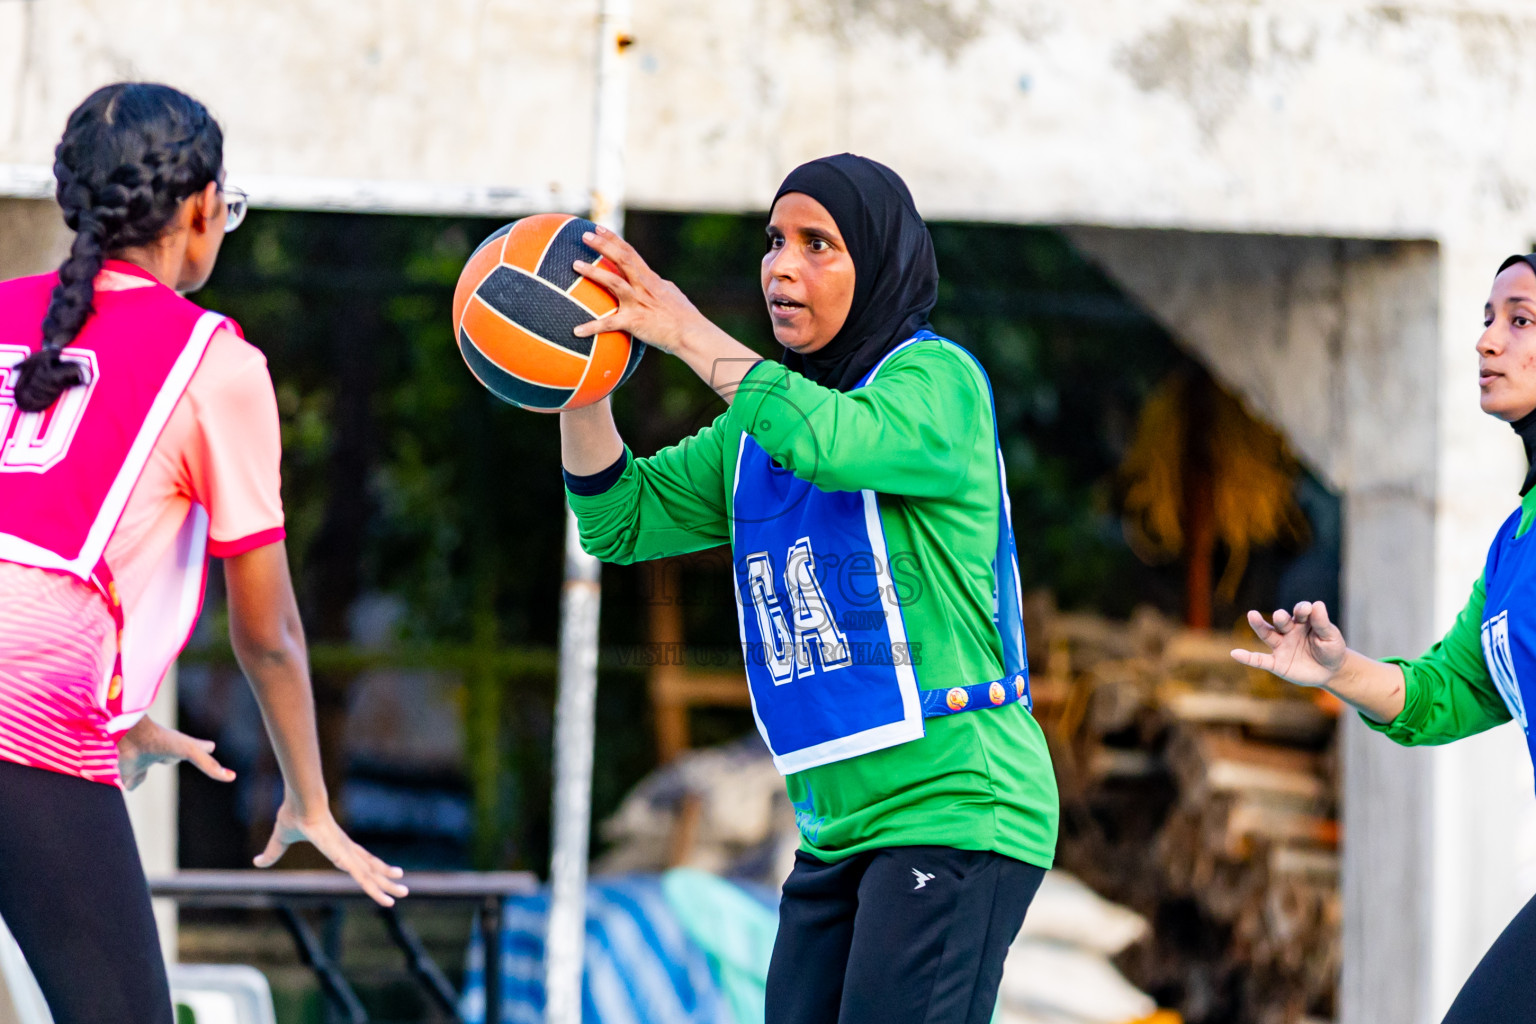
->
<box><xmin>0</xmin><ymin>345</ymin><xmax>98</xmax><ymax>473</ymax></box>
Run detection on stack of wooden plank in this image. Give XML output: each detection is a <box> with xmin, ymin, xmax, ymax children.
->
<box><xmin>1026</xmin><ymin>596</ymin><xmax>1340</xmax><ymax>1024</ymax></box>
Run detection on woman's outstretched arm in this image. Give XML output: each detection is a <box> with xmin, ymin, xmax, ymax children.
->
<box><xmin>1231</xmin><ymin>600</ymin><xmax>1406</xmax><ymax>723</ymax></box>
<box><xmin>1239</xmin><ymin>581</ymin><xmax>1515</xmax><ymax>744</ymax></box>
<box><xmin>224</xmin><ymin>541</ymin><xmax>409</xmax><ymax>906</ymax></box>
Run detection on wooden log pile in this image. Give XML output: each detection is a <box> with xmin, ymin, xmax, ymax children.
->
<box><xmin>1026</xmin><ymin>596</ymin><xmax>1340</xmax><ymax>1024</ymax></box>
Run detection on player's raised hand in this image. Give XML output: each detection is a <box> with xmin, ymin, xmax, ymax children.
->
<box><xmin>1231</xmin><ymin>600</ymin><xmax>1348</xmax><ymax>688</ymax></box>
<box><xmin>571</xmin><ymin>224</ymin><xmax>709</xmax><ymax>355</ymax></box>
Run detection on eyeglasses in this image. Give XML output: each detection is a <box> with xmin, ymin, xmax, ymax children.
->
<box><xmin>219</xmin><ymin>185</ymin><xmax>249</xmax><ymax>233</ymax></box>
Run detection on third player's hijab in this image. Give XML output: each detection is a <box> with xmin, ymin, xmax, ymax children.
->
<box><xmin>772</xmin><ymin>154</ymin><xmax>939</xmax><ymax>393</ymax></box>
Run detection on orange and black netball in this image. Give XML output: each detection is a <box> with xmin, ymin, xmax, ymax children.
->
<box><xmin>452</xmin><ymin>214</ymin><xmax>643</xmax><ymax>411</ymax></box>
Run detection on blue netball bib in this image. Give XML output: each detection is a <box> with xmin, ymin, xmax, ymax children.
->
<box><xmin>731</xmin><ymin>332</ymin><xmax>1030</xmax><ymax>775</ymax></box>
<box><xmin>1480</xmin><ymin>508</ymin><xmax>1536</xmax><ymax>779</ymax></box>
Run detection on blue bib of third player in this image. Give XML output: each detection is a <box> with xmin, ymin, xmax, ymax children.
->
<box><xmin>731</xmin><ymin>332</ymin><xmax>1030</xmax><ymax>775</ymax></box>
<box><xmin>1480</xmin><ymin>507</ymin><xmax>1536</xmax><ymax>786</ymax></box>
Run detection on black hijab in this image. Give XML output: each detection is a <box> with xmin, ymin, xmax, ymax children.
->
<box><xmin>1497</xmin><ymin>254</ymin><xmax>1536</xmax><ymax>495</ymax></box>
<box><xmin>772</xmin><ymin>154</ymin><xmax>939</xmax><ymax>392</ymax></box>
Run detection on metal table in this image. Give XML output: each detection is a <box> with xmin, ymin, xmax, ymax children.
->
<box><xmin>149</xmin><ymin>870</ymin><xmax>538</xmax><ymax>1024</ymax></box>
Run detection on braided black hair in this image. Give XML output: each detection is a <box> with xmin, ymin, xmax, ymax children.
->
<box><xmin>13</xmin><ymin>83</ymin><xmax>223</xmax><ymax>412</ymax></box>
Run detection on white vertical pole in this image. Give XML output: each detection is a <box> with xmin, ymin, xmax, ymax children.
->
<box><xmin>587</xmin><ymin>0</ymin><xmax>633</xmax><ymax>237</ymax></box>
<box><xmin>545</xmin><ymin>2</ymin><xmax>632</xmax><ymax>1022</ymax></box>
<box><xmin>123</xmin><ymin>669</ymin><xmax>180</xmax><ymax>968</ymax></box>
<box><xmin>545</xmin><ymin>515</ymin><xmax>602</xmax><ymax>1024</ymax></box>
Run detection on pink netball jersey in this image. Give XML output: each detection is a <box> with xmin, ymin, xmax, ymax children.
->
<box><xmin>0</xmin><ymin>260</ymin><xmax>284</xmax><ymax>784</ymax></box>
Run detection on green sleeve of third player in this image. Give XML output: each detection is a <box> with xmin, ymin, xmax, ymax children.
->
<box><xmin>1365</xmin><ymin>575</ymin><xmax>1513</xmax><ymax>745</ymax></box>
<box><xmin>727</xmin><ymin>343</ymin><xmax>990</xmax><ymax>499</ymax></box>
<box><xmin>566</xmin><ymin>414</ymin><xmax>732</xmax><ymax>564</ymax></box>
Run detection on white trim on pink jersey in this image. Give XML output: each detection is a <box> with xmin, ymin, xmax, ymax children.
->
<box><xmin>104</xmin><ymin>503</ymin><xmax>209</xmax><ymax>731</ymax></box>
<box><xmin>0</xmin><ymin>310</ymin><xmax>224</xmax><ymax>579</ymax></box>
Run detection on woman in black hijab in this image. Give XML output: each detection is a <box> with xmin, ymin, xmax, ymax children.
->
<box><xmin>561</xmin><ymin>154</ymin><xmax>1059</xmax><ymax>1024</ymax></box>
<box><xmin>773</xmin><ymin>155</ymin><xmax>940</xmax><ymax>390</ymax></box>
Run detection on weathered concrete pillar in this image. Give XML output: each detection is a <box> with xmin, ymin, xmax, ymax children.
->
<box><xmin>1332</xmin><ymin>240</ymin><xmax>1442</xmax><ymax>1024</ymax></box>
<box><xmin>0</xmin><ymin>198</ymin><xmax>70</xmax><ymax>280</ymax></box>
<box><xmin>1066</xmin><ymin>227</ymin><xmax>1532</xmax><ymax>1023</ymax></box>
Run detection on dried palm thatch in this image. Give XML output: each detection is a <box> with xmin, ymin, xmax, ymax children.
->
<box><xmin>1120</xmin><ymin>371</ymin><xmax>1309</xmax><ymax>606</ymax></box>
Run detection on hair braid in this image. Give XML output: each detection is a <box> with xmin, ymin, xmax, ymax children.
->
<box><xmin>12</xmin><ymin>83</ymin><xmax>223</xmax><ymax>413</ymax></box>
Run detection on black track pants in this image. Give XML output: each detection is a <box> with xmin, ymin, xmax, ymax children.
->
<box><xmin>765</xmin><ymin>845</ymin><xmax>1046</xmax><ymax>1024</ymax></box>
<box><xmin>0</xmin><ymin>759</ymin><xmax>173</xmax><ymax>1024</ymax></box>
<box><xmin>1442</xmin><ymin>890</ymin><xmax>1536</xmax><ymax>1023</ymax></box>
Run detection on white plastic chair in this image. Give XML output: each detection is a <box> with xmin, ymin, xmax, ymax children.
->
<box><xmin>0</xmin><ymin>915</ymin><xmax>53</xmax><ymax>1024</ymax></box>
<box><xmin>168</xmin><ymin>964</ymin><xmax>277</xmax><ymax>1024</ymax></box>
<box><xmin>1</xmin><ymin>916</ymin><xmax>275</xmax><ymax>1024</ymax></box>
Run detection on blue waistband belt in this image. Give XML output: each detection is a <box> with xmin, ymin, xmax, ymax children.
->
<box><xmin>919</xmin><ymin>672</ymin><xmax>1032</xmax><ymax>718</ymax></box>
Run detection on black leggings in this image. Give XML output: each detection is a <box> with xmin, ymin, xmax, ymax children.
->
<box><xmin>766</xmin><ymin>845</ymin><xmax>1046</xmax><ymax>1024</ymax></box>
<box><xmin>1442</xmin><ymin>890</ymin><xmax>1536</xmax><ymax>1022</ymax></box>
<box><xmin>0</xmin><ymin>759</ymin><xmax>173</xmax><ymax>1024</ymax></box>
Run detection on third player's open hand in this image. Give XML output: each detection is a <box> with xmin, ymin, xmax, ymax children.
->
<box><xmin>1231</xmin><ymin>600</ymin><xmax>1349</xmax><ymax>689</ymax></box>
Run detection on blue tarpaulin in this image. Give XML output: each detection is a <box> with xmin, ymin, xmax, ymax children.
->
<box><xmin>459</xmin><ymin>875</ymin><xmax>752</xmax><ymax>1024</ymax></box>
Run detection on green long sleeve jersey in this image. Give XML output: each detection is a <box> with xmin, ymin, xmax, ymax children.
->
<box><xmin>1363</xmin><ymin>491</ymin><xmax>1536</xmax><ymax>745</ymax></box>
<box><xmin>567</xmin><ymin>342</ymin><xmax>1059</xmax><ymax>868</ymax></box>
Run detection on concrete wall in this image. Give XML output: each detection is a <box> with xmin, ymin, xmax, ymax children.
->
<box><xmin>4</xmin><ymin>1</ymin><xmax>1536</xmax><ymax>237</ymax></box>
<box><xmin>0</xmin><ymin>200</ymin><xmax>70</xmax><ymax>281</ymax></box>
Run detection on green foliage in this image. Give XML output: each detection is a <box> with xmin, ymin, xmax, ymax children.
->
<box><xmin>200</xmin><ymin>214</ymin><xmax>570</xmax><ymax>647</ymax></box>
<box><xmin>927</xmin><ymin>222</ymin><xmax>1185</xmax><ymax>615</ymax></box>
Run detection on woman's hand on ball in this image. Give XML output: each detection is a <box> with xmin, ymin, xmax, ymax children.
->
<box><xmin>572</xmin><ymin>225</ymin><xmax>707</xmax><ymax>355</ymax></box>
<box><xmin>572</xmin><ymin>224</ymin><xmax>764</xmax><ymax>403</ymax></box>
